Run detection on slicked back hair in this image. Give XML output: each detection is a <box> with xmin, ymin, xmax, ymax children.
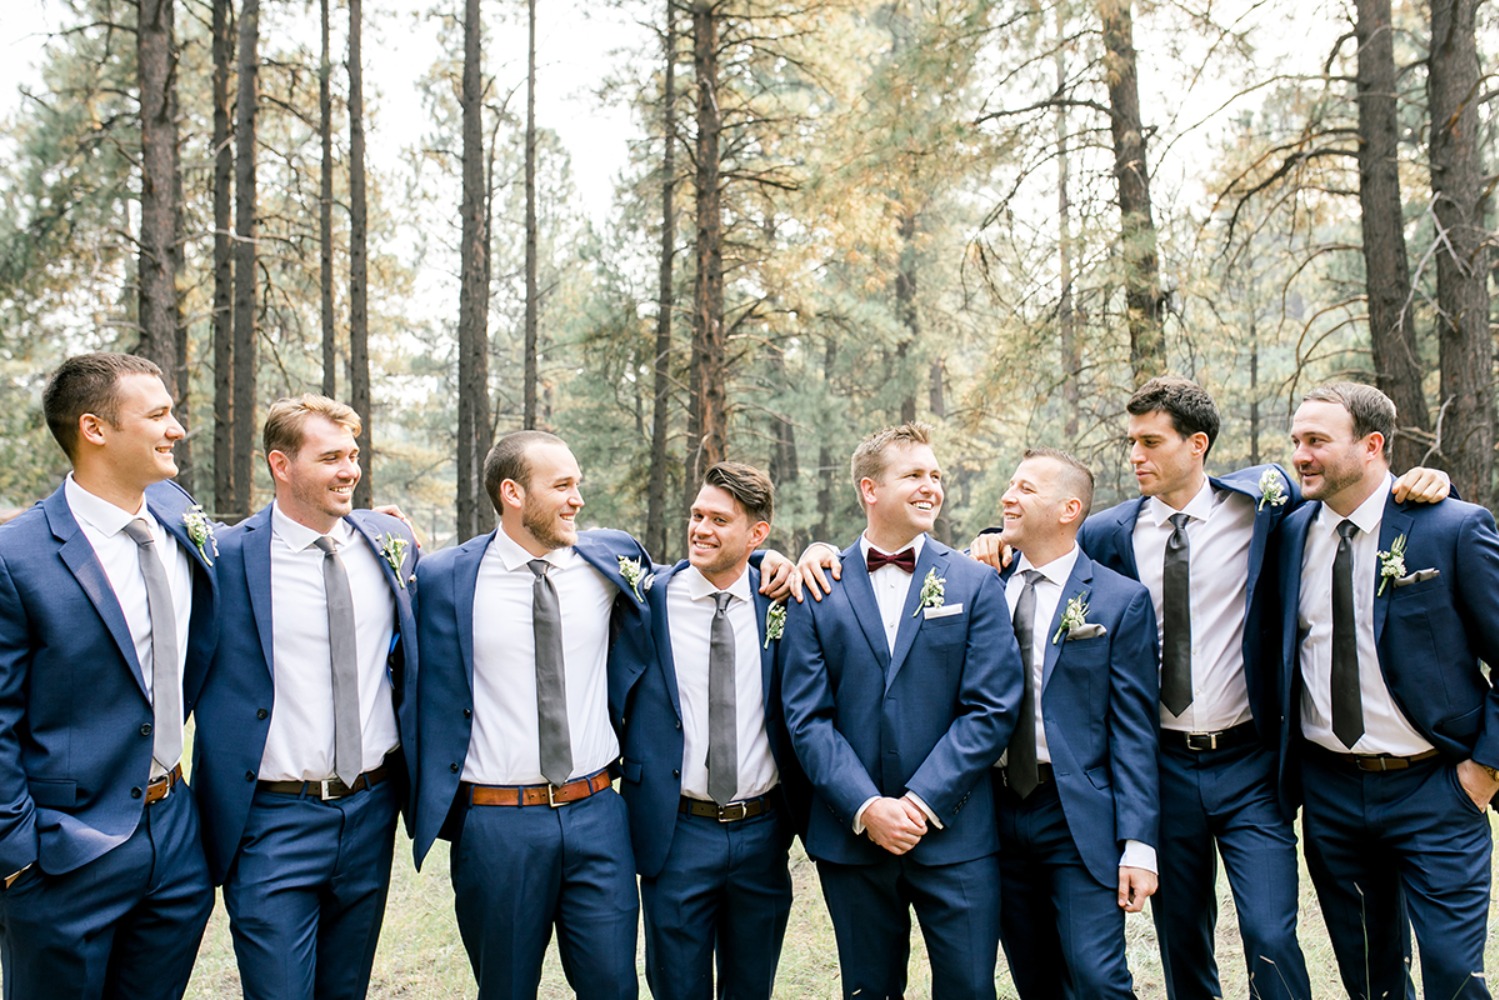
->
<box><xmin>850</xmin><ymin>422</ymin><xmax>935</xmax><ymax>509</ymax></box>
<box><xmin>483</xmin><ymin>429</ymin><xmax>568</xmax><ymax>511</ymax></box>
<box><xmin>43</xmin><ymin>352</ymin><xmax>164</xmax><ymax>460</ymax></box>
<box><xmin>703</xmin><ymin>461</ymin><xmax>775</xmax><ymax>524</ymax></box>
<box><xmin>1303</xmin><ymin>382</ymin><xmax>1395</xmax><ymax>457</ymax></box>
<box><xmin>262</xmin><ymin>394</ymin><xmax>362</xmax><ymax>467</ymax></box>
<box><xmin>1127</xmin><ymin>377</ymin><xmax>1221</xmax><ymax>457</ymax></box>
<box><xmin>1022</xmin><ymin>447</ymin><xmax>1095</xmax><ymax>517</ymax></box>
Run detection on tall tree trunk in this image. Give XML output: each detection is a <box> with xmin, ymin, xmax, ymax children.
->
<box><xmin>523</xmin><ymin>0</ymin><xmax>540</xmax><ymax>429</ymax></box>
<box><xmin>1427</xmin><ymin>0</ymin><xmax>1492</xmax><ymax>504</ymax></box>
<box><xmin>1097</xmin><ymin>0</ymin><xmax>1165</xmax><ymax>385</ymax></box>
<box><xmin>1249</xmin><ymin>319</ymin><xmax>1260</xmax><ymax>466</ymax></box>
<box><xmin>319</xmin><ymin>0</ymin><xmax>336</xmax><ymax>399</ymax></box>
<box><xmin>137</xmin><ymin>0</ymin><xmax>179</xmax><ymax>394</ymax></box>
<box><xmin>212</xmin><ymin>0</ymin><xmax>234</xmax><ymax>516</ymax></box>
<box><xmin>1354</xmin><ymin>0</ymin><xmax>1429</xmax><ymax>471</ymax></box>
<box><xmin>231</xmin><ymin>0</ymin><xmax>259</xmax><ymax>522</ymax></box>
<box><xmin>816</xmin><ymin>337</ymin><xmax>837</xmax><ymax>543</ymax></box>
<box><xmin>687</xmin><ymin>1</ymin><xmax>727</xmax><ymax>506</ymax></box>
<box><xmin>456</xmin><ymin>0</ymin><xmax>492</xmax><ymax>541</ymax></box>
<box><xmin>347</xmin><ymin>0</ymin><xmax>372</xmax><ymax>509</ymax></box>
<box><xmin>894</xmin><ymin>210</ymin><xmax>918</xmax><ymax>423</ymax></box>
<box><xmin>646</xmin><ymin>2</ymin><xmax>679</xmax><ymax>561</ymax></box>
<box><xmin>1055</xmin><ymin>9</ymin><xmax>1080</xmax><ymax>443</ymax></box>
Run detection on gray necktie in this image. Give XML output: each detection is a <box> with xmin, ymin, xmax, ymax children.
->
<box><xmin>1331</xmin><ymin>520</ymin><xmax>1364</xmax><ymax>748</ymax></box>
<box><xmin>1161</xmin><ymin>512</ymin><xmax>1193</xmax><ymax>715</ymax></box>
<box><xmin>529</xmin><ymin>560</ymin><xmax>572</xmax><ymax>786</ymax></box>
<box><xmin>122</xmin><ymin>518</ymin><xmax>182</xmax><ymax>772</ymax></box>
<box><xmin>314</xmin><ymin>536</ymin><xmax>362</xmax><ymax>786</ymax></box>
<box><xmin>1008</xmin><ymin>570</ymin><xmax>1043</xmax><ymax>799</ymax></box>
<box><xmin>708</xmin><ymin>591</ymin><xmax>738</xmax><ymax>807</ymax></box>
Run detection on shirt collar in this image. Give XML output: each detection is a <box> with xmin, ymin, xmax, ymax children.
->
<box><xmin>680</xmin><ymin>563</ymin><xmax>754</xmax><ymax>605</ymax></box>
<box><xmin>1147</xmin><ymin>476</ymin><xmax>1215</xmax><ymax>528</ymax></box>
<box><xmin>64</xmin><ymin>473</ymin><xmax>147</xmax><ymax>537</ymax></box>
<box><xmin>270</xmin><ymin>501</ymin><xmax>354</xmax><ymax>552</ymax></box>
<box><xmin>1316</xmin><ymin>472</ymin><xmax>1393</xmax><ymax>538</ymax></box>
<box><xmin>1014</xmin><ymin>544</ymin><xmax>1079</xmax><ymax>588</ymax></box>
<box><xmin>490</xmin><ymin>524</ymin><xmax>575</xmax><ymax>573</ymax></box>
<box><xmin>858</xmin><ymin>532</ymin><xmax>927</xmax><ymax>562</ymax></box>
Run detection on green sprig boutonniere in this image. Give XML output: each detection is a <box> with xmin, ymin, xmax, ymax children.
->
<box><xmin>763</xmin><ymin>603</ymin><xmax>786</xmax><ymax>648</ymax></box>
<box><xmin>617</xmin><ymin>556</ymin><xmax>648</xmax><ymax>601</ymax></box>
<box><xmin>379</xmin><ymin>533</ymin><xmax>410</xmax><ymax>588</ymax></box>
<box><xmin>182</xmin><ymin>505</ymin><xmax>217</xmax><ymax>566</ymax></box>
<box><xmin>1257</xmin><ymin>468</ymin><xmax>1289</xmax><ymax>511</ymax></box>
<box><xmin>1052</xmin><ymin>592</ymin><xmax>1091</xmax><ymax>644</ymax></box>
<box><xmin>912</xmin><ymin>568</ymin><xmax>946</xmax><ymax>617</ymax></box>
<box><xmin>1377</xmin><ymin>534</ymin><xmax>1407</xmax><ymax>596</ymax></box>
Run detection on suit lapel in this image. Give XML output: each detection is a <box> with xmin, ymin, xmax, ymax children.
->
<box><xmin>1278</xmin><ymin>503</ymin><xmax>1315</xmax><ymax>680</ymax></box>
<box><xmin>751</xmin><ymin>566</ymin><xmax>778</xmax><ymax>720</ymax></box>
<box><xmin>840</xmin><ymin>543</ymin><xmax>891</xmax><ymax>669</ymax></box>
<box><xmin>1112</xmin><ymin>500</ymin><xmax>1145</xmax><ymax>578</ymax></box>
<box><xmin>1375</xmin><ymin>500</ymin><xmax>1413</xmax><ymax>643</ymax></box>
<box><xmin>1212</xmin><ymin>470</ymin><xmax>1278</xmax><ymax>617</ymax></box>
<box><xmin>1042</xmin><ymin>552</ymin><xmax>1094</xmax><ymax>692</ymax></box>
<box><xmin>888</xmin><ymin>540</ymin><xmax>946</xmax><ymax>688</ymax></box>
<box><xmin>454</xmin><ymin>533</ymin><xmax>492</xmax><ymax>695</ymax></box>
<box><xmin>241</xmin><ymin>507</ymin><xmax>277</xmax><ymax>676</ymax></box>
<box><xmin>649</xmin><ymin>563</ymin><xmax>684</xmax><ymax>719</ymax></box>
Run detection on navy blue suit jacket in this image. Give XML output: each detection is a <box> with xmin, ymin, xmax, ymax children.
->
<box><xmin>0</xmin><ymin>480</ymin><xmax>219</xmax><ymax>876</ymax></box>
<box><xmin>611</xmin><ymin>560</ymin><xmax>811</xmax><ymax>878</ymax></box>
<box><xmin>1276</xmin><ymin>493</ymin><xmax>1499</xmax><ymax>803</ymax></box>
<box><xmin>1008</xmin><ymin>549</ymin><xmax>1160</xmax><ymax>887</ymax></box>
<box><xmin>190</xmin><ymin>505</ymin><xmax>419</xmax><ymax>884</ymax></box>
<box><xmin>412</xmin><ymin>527</ymin><xmax>650</xmax><ymax>868</ymax></box>
<box><xmin>780</xmin><ymin>536</ymin><xmax>1022</xmax><ymax>867</ymax></box>
<box><xmin>1077</xmin><ymin>463</ymin><xmax>1300</xmax><ymax>749</ymax></box>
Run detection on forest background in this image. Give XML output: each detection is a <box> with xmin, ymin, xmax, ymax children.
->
<box><xmin>0</xmin><ymin>0</ymin><xmax>1494</xmax><ymax>561</ymax></box>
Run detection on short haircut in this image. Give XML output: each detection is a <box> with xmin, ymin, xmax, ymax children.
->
<box><xmin>850</xmin><ymin>423</ymin><xmax>934</xmax><ymax>508</ymax></box>
<box><xmin>1126</xmin><ymin>376</ymin><xmax>1220</xmax><ymax>456</ymax></box>
<box><xmin>1303</xmin><ymin>381</ymin><xmax>1395</xmax><ymax>456</ymax></box>
<box><xmin>483</xmin><ymin>429</ymin><xmax>567</xmax><ymax>510</ymax></box>
<box><xmin>1023</xmin><ymin>447</ymin><xmax>1095</xmax><ymax>517</ymax></box>
<box><xmin>703</xmin><ymin>461</ymin><xmax>775</xmax><ymax>524</ymax></box>
<box><xmin>43</xmin><ymin>352</ymin><xmax>164</xmax><ymax>459</ymax></box>
<box><xmin>262</xmin><ymin>394</ymin><xmax>361</xmax><ymax>463</ymax></box>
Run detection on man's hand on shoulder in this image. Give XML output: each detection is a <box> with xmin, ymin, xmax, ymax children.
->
<box><xmin>372</xmin><ymin>504</ymin><xmax>422</xmax><ymax>548</ymax></box>
<box><xmin>1391</xmin><ymin>467</ymin><xmax>1451</xmax><ymax>505</ymax></box>
<box><xmin>862</xmin><ymin>796</ymin><xmax>926</xmax><ymax>855</ymax></box>
<box><xmin>796</xmin><ymin>542</ymin><xmax>842</xmax><ymax>602</ymax></box>
<box><xmin>758</xmin><ymin>550</ymin><xmax>802</xmax><ymax>603</ymax></box>
<box><xmin>967</xmin><ymin>531</ymin><xmax>1012</xmax><ymax>573</ymax></box>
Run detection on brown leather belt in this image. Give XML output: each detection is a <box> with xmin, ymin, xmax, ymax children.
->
<box><xmin>998</xmin><ymin>762</ymin><xmax>1055</xmax><ymax>790</ymax></box>
<box><xmin>259</xmin><ymin>762</ymin><xmax>392</xmax><ymax>801</ymax></box>
<box><xmin>1168</xmin><ymin>721</ymin><xmax>1258</xmax><ymax>752</ymax></box>
<box><xmin>146</xmin><ymin>763</ymin><xmax>184</xmax><ymax>805</ymax></box>
<box><xmin>464</xmin><ymin>769</ymin><xmax>613</xmax><ymax>808</ymax></box>
<box><xmin>679</xmin><ymin>794</ymin><xmax>772</xmax><ymax>822</ymax></box>
<box><xmin>1311</xmin><ymin>745</ymin><xmax>1441</xmax><ymax>773</ymax></box>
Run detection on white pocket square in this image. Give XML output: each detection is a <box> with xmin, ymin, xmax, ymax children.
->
<box><xmin>1393</xmin><ymin>568</ymin><xmax>1440</xmax><ymax>588</ymax></box>
<box><xmin>1066</xmin><ymin>623</ymin><xmax>1108</xmax><ymax>640</ymax></box>
<box><xmin>924</xmin><ymin>603</ymin><xmax>964</xmax><ymax>619</ymax></box>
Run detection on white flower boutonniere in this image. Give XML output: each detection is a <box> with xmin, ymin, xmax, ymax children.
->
<box><xmin>617</xmin><ymin>556</ymin><xmax>647</xmax><ymax>601</ymax></box>
<box><xmin>379</xmin><ymin>533</ymin><xmax>410</xmax><ymax>588</ymax></box>
<box><xmin>763</xmin><ymin>603</ymin><xmax>786</xmax><ymax>648</ymax></box>
<box><xmin>182</xmin><ymin>504</ymin><xmax>217</xmax><ymax>566</ymax></box>
<box><xmin>912</xmin><ymin>568</ymin><xmax>946</xmax><ymax>617</ymax></box>
<box><xmin>1052</xmin><ymin>592</ymin><xmax>1092</xmax><ymax>645</ymax></box>
<box><xmin>1257</xmin><ymin>468</ymin><xmax>1289</xmax><ymax>511</ymax></box>
<box><xmin>1377</xmin><ymin>534</ymin><xmax>1407</xmax><ymax>597</ymax></box>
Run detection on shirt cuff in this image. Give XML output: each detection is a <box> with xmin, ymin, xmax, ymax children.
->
<box><xmin>1120</xmin><ymin>840</ymin><xmax>1157</xmax><ymax>874</ymax></box>
<box><xmin>852</xmin><ymin>796</ymin><xmax>880</xmax><ymax>835</ymax></box>
<box><xmin>904</xmin><ymin>791</ymin><xmax>945</xmax><ymax>830</ymax></box>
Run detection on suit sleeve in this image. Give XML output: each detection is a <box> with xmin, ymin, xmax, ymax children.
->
<box><xmin>903</xmin><ymin>567</ymin><xmax>1023</xmax><ymax>821</ymax></box>
<box><xmin>1453</xmin><ymin>506</ymin><xmax>1499</xmax><ymax>769</ymax></box>
<box><xmin>0</xmin><ymin>553</ymin><xmax>37</xmax><ymax>875</ymax></box>
<box><xmin>779</xmin><ymin>597</ymin><xmax>882</xmax><ymax>825</ymax></box>
<box><xmin>1107</xmin><ymin>586</ymin><xmax>1160</xmax><ymax>848</ymax></box>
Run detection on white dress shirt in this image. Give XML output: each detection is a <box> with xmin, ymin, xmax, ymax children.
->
<box><xmin>1133</xmin><ymin>479</ymin><xmax>1256</xmax><ymax>732</ymax></box>
<box><xmin>260</xmin><ymin>505</ymin><xmax>400</xmax><ymax>781</ymax></box>
<box><xmin>668</xmin><ymin>565</ymin><xmax>778</xmax><ymax>803</ymax></box>
<box><xmin>861</xmin><ymin>533</ymin><xmax>926</xmax><ymax>654</ymax></box>
<box><xmin>465</xmin><ymin>530</ymin><xmax>619</xmax><ymax>784</ymax></box>
<box><xmin>65</xmin><ymin>475</ymin><xmax>192</xmax><ymax>778</ymax></box>
<box><xmin>1298</xmin><ymin>474</ymin><xmax>1431</xmax><ymax>755</ymax></box>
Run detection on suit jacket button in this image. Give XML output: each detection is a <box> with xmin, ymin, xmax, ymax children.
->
<box><xmin>130</xmin><ymin>787</ymin><xmax>143</xmax><ymax>799</ymax></box>
<box><xmin>674</xmin><ymin>721</ymin><xmax>682</xmax><ymax>730</ymax></box>
<box><xmin>450</xmin><ymin>762</ymin><xmax>460</xmax><ymax>773</ymax></box>
<box><xmin>256</xmin><ymin>709</ymin><xmax>269</xmax><ymax>720</ymax></box>
<box><xmin>672</xmin><ymin>769</ymin><xmax>680</xmax><ymax>778</ymax></box>
<box><xmin>245</xmin><ymin>771</ymin><xmax>256</xmax><ymax>782</ymax></box>
<box><xmin>463</xmin><ymin>708</ymin><xmax>472</xmax><ymax>719</ymax></box>
<box><xmin>139</xmin><ymin>723</ymin><xmax>152</xmax><ymax>736</ymax></box>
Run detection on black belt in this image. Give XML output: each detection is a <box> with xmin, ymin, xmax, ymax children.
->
<box><xmin>1308</xmin><ymin>744</ymin><xmax>1441</xmax><ymax>773</ymax></box>
<box><xmin>1165</xmin><ymin>721</ymin><xmax>1258</xmax><ymax>752</ymax></box>
<box><xmin>997</xmin><ymin>762</ymin><xmax>1054</xmax><ymax>790</ymax></box>
<box><xmin>259</xmin><ymin>761</ymin><xmax>392</xmax><ymax>801</ymax></box>
<box><xmin>679</xmin><ymin>794</ymin><xmax>773</xmax><ymax>822</ymax></box>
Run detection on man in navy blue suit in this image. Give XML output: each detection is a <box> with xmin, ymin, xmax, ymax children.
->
<box><xmin>190</xmin><ymin>394</ymin><xmax>419</xmax><ymax>1000</ymax></box>
<box><xmin>781</xmin><ymin>422</ymin><xmax>1022</xmax><ymax>1000</ymax></box>
<box><xmin>1279</xmin><ymin>382</ymin><xmax>1499</xmax><ymax>1000</ymax></box>
<box><xmin>613</xmin><ymin>461</ymin><xmax>809</xmax><ymax>1000</ymax></box>
<box><xmin>991</xmin><ymin>449</ymin><xmax>1159</xmax><ymax>998</ymax></box>
<box><xmin>0</xmin><ymin>352</ymin><xmax>217</xmax><ymax>999</ymax></box>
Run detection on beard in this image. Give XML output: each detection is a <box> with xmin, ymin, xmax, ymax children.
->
<box><xmin>522</xmin><ymin>495</ymin><xmax>575</xmax><ymax>550</ymax></box>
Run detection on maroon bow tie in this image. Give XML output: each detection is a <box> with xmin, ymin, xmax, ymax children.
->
<box><xmin>866</xmin><ymin>547</ymin><xmax>917</xmax><ymax>574</ymax></box>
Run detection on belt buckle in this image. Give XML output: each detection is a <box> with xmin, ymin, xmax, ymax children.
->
<box><xmin>717</xmin><ymin>802</ymin><xmax>746</xmax><ymax>822</ymax></box>
<box><xmin>318</xmin><ymin>779</ymin><xmax>340</xmax><ymax>801</ymax></box>
<box><xmin>547</xmin><ymin>783</ymin><xmax>563</xmax><ymax>808</ymax></box>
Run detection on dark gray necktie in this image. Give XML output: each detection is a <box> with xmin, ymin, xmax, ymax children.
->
<box><xmin>1331</xmin><ymin>520</ymin><xmax>1364</xmax><ymax>748</ymax></box>
<box><xmin>1008</xmin><ymin>570</ymin><xmax>1043</xmax><ymax>799</ymax></box>
<box><xmin>122</xmin><ymin>518</ymin><xmax>181</xmax><ymax>771</ymax></box>
<box><xmin>707</xmin><ymin>591</ymin><xmax>738</xmax><ymax>807</ymax></box>
<box><xmin>529</xmin><ymin>559</ymin><xmax>572</xmax><ymax>786</ymax></box>
<box><xmin>314</xmin><ymin>536</ymin><xmax>362</xmax><ymax>786</ymax></box>
<box><xmin>1161</xmin><ymin>512</ymin><xmax>1193</xmax><ymax>715</ymax></box>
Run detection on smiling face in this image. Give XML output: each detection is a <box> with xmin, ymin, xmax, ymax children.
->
<box><xmin>1127</xmin><ymin>409</ymin><xmax>1208</xmax><ymax>509</ymax></box>
<box><xmin>501</xmin><ymin>441</ymin><xmax>584</xmax><ymax>555</ymax></box>
<box><xmin>84</xmin><ymin>372</ymin><xmax>184</xmax><ymax>498</ymax></box>
<box><xmin>1000</xmin><ymin>455</ymin><xmax>1083</xmax><ymax>564</ymax></box>
<box><xmin>269</xmin><ymin>414</ymin><xmax>360</xmax><ymax>533</ymax></box>
<box><xmin>861</xmin><ymin>442</ymin><xmax>943</xmax><ymax>551</ymax></box>
<box><xmin>1291</xmin><ymin>399</ymin><xmax>1386</xmax><ymax>514</ymax></box>
<box><xmin>687</xmin><ymin>483</ymin><xmax>769</xmax><ymax>588</ymax></box>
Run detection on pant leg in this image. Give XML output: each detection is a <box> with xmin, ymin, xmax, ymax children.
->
<box><xmin>1151</xmin><ymin>743</ymin><xmax>1223</xmax><ymax>1000</ymax></box>
<box><xmin>641</xmin><ymin>812</ymin><xmax>725</xmax><ymax>1000</ymax></box>
<box><xmin>715</xmin><ymin>807</ymin><xmax>793</xmax><ymax>1000</ymax></box>
<box><xmin>996</xmin><ymin>782</ymin><xmax>1069</xmax><ymax>1000</ymax></box>
<box><xmin>817</xmin><ymin>857</ymin><xmax>912</xmax><ymax>1000</ymax></box>
<box><xmin>315</xmin><ymin>781</ymin><xmax>400</xmax><ymax>1000</ymax></box>
<box><xmin>552</xmin><ymin>788</ymin><xmax>639</xmax><ymax>1000</ymax></box>
<box><xmin>905</xmin><ymin>854</ymin><xmax>1002</xmax><ymax>1000</ymax></box>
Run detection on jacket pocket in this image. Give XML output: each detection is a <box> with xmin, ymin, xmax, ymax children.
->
<box><xmin>27</xmin><ymin>779</ymin><xmax>75</xmax><ymax>809</ymax></box>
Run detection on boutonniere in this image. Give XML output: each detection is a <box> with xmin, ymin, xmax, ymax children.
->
<box><xmin>1257</xmin><ymin>468</ymin><xmax>1288</xmax><ymax>511</ymax></box>
<box><xmin>1376</xmin><ymin>534</ymin><xmax>1407</xmax><ymax>596</ymax></box>
<box><xmin>763</xmin><ymin>603</ymin><xmax>786</xmax><ymax>648</ymax></box>
<box><xmin>1052</xmin><ymin>591</ymin><xmax>1091</xmax><ymax>644</ymax></box>
<box><xmin>181</xmin><ymin>504</ymin><xmax>217</xmax><ymax>566</ymax></box>
<box><xmin>617</xmin><ymin>555</ymin><xmax>651</xmax><ymax>601</ymax></box>
<box><xmin>379</xmin><ymin>533</ymin><xmax>410</xmax><ymax>588</ymax></box>
<box><xmin>912</xmin><ymin>567</ymin><xmax>946</xmax><ymax>617</ymax></box>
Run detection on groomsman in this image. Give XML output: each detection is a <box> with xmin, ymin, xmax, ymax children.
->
<box><xmin>0</xmin><ymin>353</ymin><xmax>216</xmax><ymax>999</ymax></box>
<box><xmin>781</xmin><ymin>423</ymin><xmax>1022</xmax><ymax>999</ymax></box>
<box><xmin>1280</xmin><ymin>382</ymin><xmax>1499</xmax><ymax>1000</ymax></box>
<box><xmin>191</xmin><ymin>395</ymin><xmax>419</xmax><ymax>1000</ymax></box>
<box><xmin>992</xmin><ymin>449</ymin><xmax>1159</xmax><ymax>998</ymax></box>
<box><xmin>613</xmin><ymin>462</ymin><xmax>810</xmax><ymax>1000</ymax></box>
